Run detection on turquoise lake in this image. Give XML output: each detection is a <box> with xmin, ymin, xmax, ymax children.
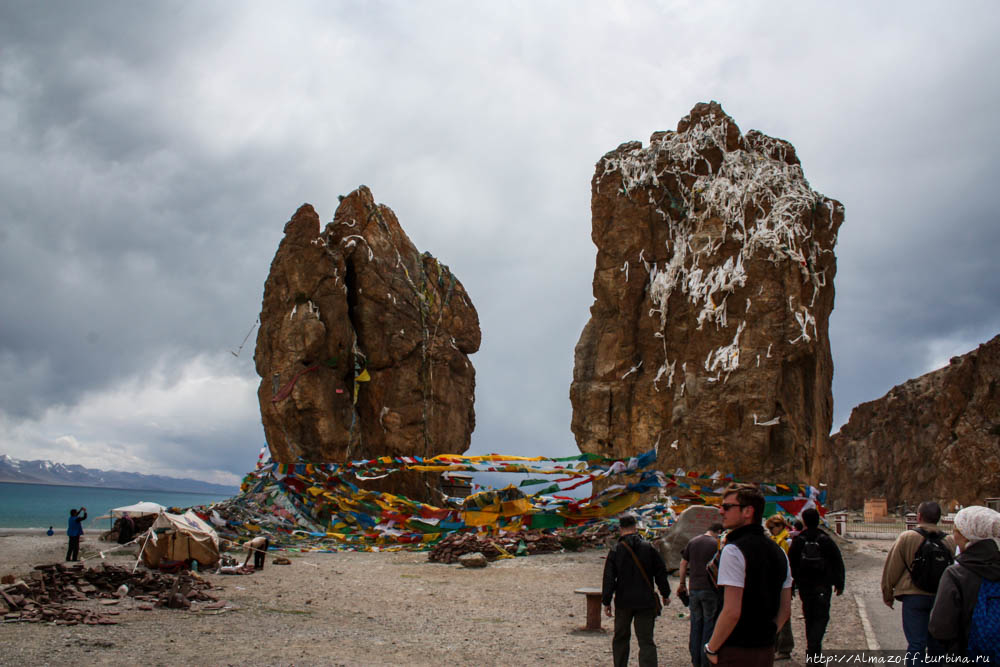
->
<box><xmin>0</xmin><ymin>482</ymin><xmax>235</xmax><ymax>530</ymax></box>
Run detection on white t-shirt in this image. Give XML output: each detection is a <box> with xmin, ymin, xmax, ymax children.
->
<box><xmin>717</xmin><ymin>543</ymin><xmax>793</xmax><ymax>589</ymax></box>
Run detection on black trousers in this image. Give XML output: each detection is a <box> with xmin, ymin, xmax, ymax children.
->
<box><xmin>799</xmin><ymin>584</ymin><xmax>833</xmax><ymax>657</ymax></box>
<box><xmin>612</xmin><ymin>606</ymin><xmax>658</xmax><ymax>667</ymax></box>
<box><xmin>253</xmin><ymin>548</ymin><xmax>266</xmax><ymax>569</ymax></box>
<box><xmin>66</xmin><ymin>535</ymin><xmax>80</xmax><ymax>561</ymax></box>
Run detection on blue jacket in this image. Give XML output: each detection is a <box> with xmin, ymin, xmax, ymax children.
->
<box><xmin>67</xmin><ymin>511</ymin><xmax>86</xmax><ymax>537</ymax></box>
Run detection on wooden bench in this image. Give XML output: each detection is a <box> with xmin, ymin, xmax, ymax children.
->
<box><xmin>574</xmin><ymin>587</ymin><xmax>604</xmax><ymax>631</ymax></box>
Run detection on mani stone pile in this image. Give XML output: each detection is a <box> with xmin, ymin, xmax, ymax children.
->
<box><xmin>427</xmin><ymin>525</ymin><xmax>616</xmax><ymax>564</ymax></box>
<box><xmin>0</xmin><ymin>563</ymin><xmax>219</xmax><ymax>625</ymax></box>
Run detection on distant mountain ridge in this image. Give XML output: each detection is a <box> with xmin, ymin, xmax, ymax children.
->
<box><xmin>0</xmin><ymin>454</ymin><xmax>237</xmax><ymax>495</ymax></box>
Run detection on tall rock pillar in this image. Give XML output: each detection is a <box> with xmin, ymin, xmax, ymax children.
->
<box><xmin>570</xmin><ymin>102</ymin><xmax>843</xmax><ymax>483</ymax></box>
<box><xmin>255</xmin><ymin>187</ymin><xmax>480</xmax><ymax>498</ymax></box>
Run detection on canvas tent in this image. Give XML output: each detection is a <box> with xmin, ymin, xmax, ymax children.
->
<box><xmin>95</xmin><ymin>502</ymin><xmax>168</xmax><ymax>530</ymax></box>
<box><xmin>139</xmin><ymin>511</ymin><xmax>220</xmax><ymax>568</ymax></box>
<box><xmin>111</xmin><ymin>501</ymin><xmax>166</xmax><ymax>518</ymax></box>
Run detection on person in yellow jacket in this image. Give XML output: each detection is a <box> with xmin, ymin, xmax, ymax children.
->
<box><xmin>767</xmin><ymin>514</ymin><xmax>795</xmax><ymax>660</ymax></box>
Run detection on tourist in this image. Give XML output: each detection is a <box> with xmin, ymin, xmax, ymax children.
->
<box><xmin>766</xmin><ymin>514</ymin><xmax>795</xmax><ymax>660</ymax></box>
<box><xmin>677</xmin><ymin>522</ymin><xmax>723</xmax><ymax>667</ymax></box>
<box><xmin>788</xmin><ymin>508</ymin><xmax>845</xmax><ymax>660</ymax></box>
<box><xmin>881</xmin><ymin>500</ymin><xmax>955</xmax><ymax>663</ymax></box>
<box><xmin>601</xmin><ymin>513</ymin><xmax>671</xmax><ymax>667</ymax></box>
<box><xmin>66</xmin><ymin>506</ymin><xmax>87</xmax><ymax>562</ymax></box>
<box><xmin>243</xmin><ymin>535</ymin><xmax>270</xmax><ymax>569</ymax></box>
<box><xmin>704</xmin><ymin>484</ymin><xmax>792</xmax><ymax>666</ymax></box>
<box><xmin>46</xmin><ymin>526</ymin><xmax>54</xmax><ymax>536</ymax></box>
<box><xmin>929</xmin><ymin>505</ymin><xmax>1000</xmax><ymax>658</ymax></box>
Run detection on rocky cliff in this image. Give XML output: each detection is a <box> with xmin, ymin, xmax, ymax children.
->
<box><xmin>571</xmin><ymin>102</ymin><xmax>843</xmax><ymax>483</ymax></box>
<box><xmin>255</xmin><ymin>187</ymin><xmax>480</xmax><ymax>497</ymax></box>
<box><xmin>825</xmin><ymin>334</ymin><xmax>1000</xmax><ymax>508</ymax></box>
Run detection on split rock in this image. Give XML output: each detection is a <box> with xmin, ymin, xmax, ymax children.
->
<box><xmin>255</xmin><ymin>187</ymin><xmax>481</xmax><ymax>499</ymax></box>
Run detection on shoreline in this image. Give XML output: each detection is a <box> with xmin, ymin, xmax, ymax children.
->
<box><xmin>0</xmin><ymin>479</ymin><xmax>236</xmax><ymax>496</ymax></box>
<box><xmin>0</xmin><ymin>528</ymin><xmax>49</xmax><ymax>536</ymax></box>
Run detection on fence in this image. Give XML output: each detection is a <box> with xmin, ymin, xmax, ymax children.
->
<box><xmin>829</xmin><ymin>513</ymin><xmax>954</xmax><ymax>540</ymax></box>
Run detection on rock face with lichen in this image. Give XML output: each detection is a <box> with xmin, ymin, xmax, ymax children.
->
<box><xmin>254</xmin><ymin>187</ymin><xmax>480</xmax><ymax>497</ymax></box>
<box><xmin>825</xmin><ymin>334</ymin><xmax>1000</xmax><ymax>508</ymax></box>
<box><xmin>570</xmin><ymin>102</ymin><xmax>843</xmax><ymax>484</ymax></box>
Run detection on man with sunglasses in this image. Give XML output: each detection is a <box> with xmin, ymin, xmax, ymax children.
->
<box><xmin>704</xmin><ymin>484</ymin><xmax>793</xmax><ymax>666</ymax></box>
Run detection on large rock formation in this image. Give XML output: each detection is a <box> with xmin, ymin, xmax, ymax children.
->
<box><xmin>255</xmin><ymin>187</ymin><xmax>481</xmax><ymax>496</ymax></box>
<box><xmin>825</xmin><ymin>334</ymin><xmax>1000</xmax><ymax>508</ymax></box>
<box><xmin>571</xmin><ymin>102</ymin><xmax>844</xmax><ymax>483</ymax></box>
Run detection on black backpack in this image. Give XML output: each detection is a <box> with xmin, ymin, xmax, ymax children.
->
<box><xmin>797</xmin><ymin>534</ymin><xmax>827</xmax><ymax>583</ymax></box>
<box><xmin>905</xmin><ymin>528</ymin><xmax>954</xmax><ymax>594</ymax></box>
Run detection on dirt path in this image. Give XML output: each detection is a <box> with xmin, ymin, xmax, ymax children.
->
<box><xmin>0</xmin><ymin>533</ymin><xmax>892</xmax><ymax>666</ymax></box>
<box><xmin>848</xmin><ymin>539</ymin><xmax>908</xmax><ymax>652</ymax></box>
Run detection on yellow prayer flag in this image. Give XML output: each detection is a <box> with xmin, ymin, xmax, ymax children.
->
<box><xmin>500</xmin><ymin>498</ymin><xmax>532</xmax><ymax>517</ymax></box>
<box><xmin>463</xmin><ymin>510</ymin><xmax>500</xmax><ymax>527</ymax></box>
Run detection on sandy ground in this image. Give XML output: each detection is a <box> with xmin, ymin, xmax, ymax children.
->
<box><xmin>0</xmin><ymin>531</ymin><xmax>890</xmax><ymax>666</ymax></box>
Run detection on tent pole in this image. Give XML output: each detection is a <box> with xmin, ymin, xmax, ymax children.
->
<box><xmin>133</xmin><ymin>530</ymin><xmax>151</xmax><ymax>574</ymax></box>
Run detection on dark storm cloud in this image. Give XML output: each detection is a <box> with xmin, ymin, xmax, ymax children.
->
<box><xmin>1</xmin><ymin>2</ymin><xmax>998</xmax><ymax>484</ymax></box>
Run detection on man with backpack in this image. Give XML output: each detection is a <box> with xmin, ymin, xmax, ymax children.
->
<box><xmin>788</xmin><ymin>508</ymin><xmax>845</xmax><ymax>661</ymax></box>
<box><xmin>881</xmin><ymin>500</ymin><xmax>955</xmax><ymax>663</ymax></box>
<box><xmin>929</xmin><ymin>505</ymin><xmax>1000</xmax><ymax>659</ymax></box>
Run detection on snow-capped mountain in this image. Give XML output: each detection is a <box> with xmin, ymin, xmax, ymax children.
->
<box><xmin>0</xmin><ymin>454</ymin><xmax>236</xmax><ymax>495</ymax></box>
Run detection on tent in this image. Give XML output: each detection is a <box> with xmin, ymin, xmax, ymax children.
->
<box><xmin>139</xmin><ymin>511</ymin><xmax>220</xmax><ymax>568</ymax></box>
<box><xmin>111</xmin><ymin>501</ymin><xmax>166</xmax><ymax>518</ymax></box>
<box><xmin>96</xmin><ymin>502</ymin><xmax>168</xmax><ymax>531</ymax></box>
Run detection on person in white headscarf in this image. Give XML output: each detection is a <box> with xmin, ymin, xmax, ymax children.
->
<box><xmin>929</xmin><ymin>505</ymin><xmax>1000</xmax><ymax>658</ymax></box>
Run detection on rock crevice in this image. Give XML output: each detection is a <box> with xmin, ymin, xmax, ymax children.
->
<box><xmin>255</xmin><ymin>187</ymin><xmax>480</xmax><ymax>497</ymax></box>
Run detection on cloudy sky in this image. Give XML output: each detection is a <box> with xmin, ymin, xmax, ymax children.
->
<box><xmin>2</xmin><ymin>2</ymin><xmax>998</xmax><ymax>487</ymax></box>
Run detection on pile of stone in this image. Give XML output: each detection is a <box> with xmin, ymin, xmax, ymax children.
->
<box><xmin>428</xmin><ymin>530</ymin><xmax>563</xmax><ymax>564</ymax></box>
<box><xmin>556</xmin><ymin>524</ymin><xmax>617</xmax><ymax>551</ymax></box>
<box><xmin>0</xmin><ymin>562</ymin><xmax>218</xmax><ymax>625</ymax></box>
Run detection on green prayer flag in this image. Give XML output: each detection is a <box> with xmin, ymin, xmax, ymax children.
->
<box><xmin>528</xmin><ymin>513</ymin><xmax>566</xmax><ymax>530</ymax></box>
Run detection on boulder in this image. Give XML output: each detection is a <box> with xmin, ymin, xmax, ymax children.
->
<box><xmin>458</xmin><ymin>552</ymin><xmax>488</xmax><ymax>568</ymax></box>
<box><xmin>255</xmin><ymin>187</ymin><xmax>481</xmax><ymax>499</ymax></box>
<box><xmin>825</xmin><ymin>333</ymin><xmax>1000</xmax><ymax>508</ymax></box>
<box><xmin>656</xmin><ymin>505</ymin><xmax>721</xmax><ymax>571</ymax></box>
<box><xmin>571</xmin><ymin>102</ymin><xmax>843</xmax><ymax>484</ymax></box>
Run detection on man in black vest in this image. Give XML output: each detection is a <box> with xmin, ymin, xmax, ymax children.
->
<box><xmin>705</xmin><ymin>483</ymin><xmax>792</xmax><ymax>666</ymax></box>
<box><xmin>788</xmin><ymin>507</ymin><xmax>845</xmax><ymax>660</ymax></box>
<box><xmin>602</xmin><ymin>513</ymin><xmax>671</xmax><ymax>667</ymax></box>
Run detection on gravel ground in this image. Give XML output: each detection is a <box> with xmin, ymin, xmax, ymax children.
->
<box><xmin>0</xmin><ymin>532</ymin><xmax>887</xmax><ymax>666</ymax></box>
